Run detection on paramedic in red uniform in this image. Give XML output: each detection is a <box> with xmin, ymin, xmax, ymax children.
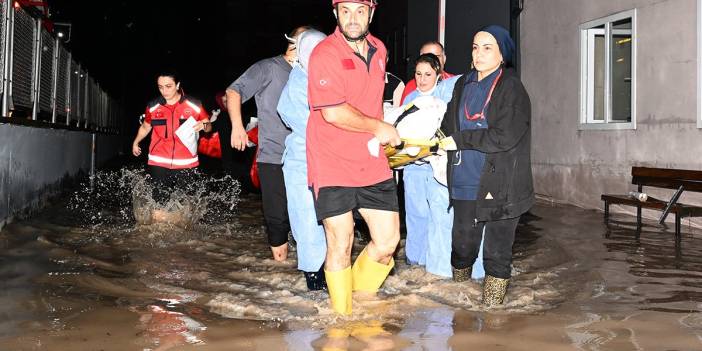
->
<box><xmin>132</xmin><ymin>72</ymin><xmax>211</xmax><ymax>221</ymax></box>
<box><xmin>307</xmin><ymin>0</ymin><xmax>401</xmax><ymax>315</ymax></box>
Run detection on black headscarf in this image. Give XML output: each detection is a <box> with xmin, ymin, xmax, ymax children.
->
<box><xmin>479</xmin><ymin>25</ymin><xmax>515</xmax><ymax>66</ymax></box>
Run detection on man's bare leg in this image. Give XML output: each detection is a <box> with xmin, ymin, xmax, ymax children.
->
<box><xmin>351</xmin><ymin>208</ymin><xmax>400</xmax><ymax>295</ymax></box>
<box><xmin>323</xmin><ymin>211</ymin><xmax>355</xmax><ymax>271</ymax></box>
<box><xmin>322</xmin><ymin>211</ymin><xmax>355</xmax><ymax>315</ymax></box>
<box><xmin>357</xmin><ymin>208</ymin><xmax>400</xmax><ymax>265</ymax></box>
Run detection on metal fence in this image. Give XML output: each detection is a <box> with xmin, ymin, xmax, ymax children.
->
<box><xmin>10</xmin><ymin>5</ymin><xmax>33</xmax><ymax>110</ymax></box>
<box><xmin>0</xmin><ymin>0</ymin><xmax>5</xmax><ymax>96</ymax></box>
<box><xmin>0</xmin><ymin>2</ymin><xmax>122</xmax><ymax>132</ymax></box>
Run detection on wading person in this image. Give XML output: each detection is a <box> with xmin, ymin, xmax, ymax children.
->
<box><xmin>226</xmin><ymin>26</ymin><xmax>310</xmax><ymax>262</ymax></box>
<box><xmin>307</xmin><ymin>0</ymin><xmax>401</xmax><ymax>314</ymax></box>
<box><xmin>277</xmin><ymin>29</ymin><xmax>329</xmax><ymax>291</ymax></box>
<box><xmin>132</xmin><ymin>72</ymin><xmax>212</xmax><ymax>223</ymax></box>
<box><xmin>439</xmin><ymin>25</ymin><xmax>534</xmax><ymax>305</ymax></box>
<box><xmin>212</xmin><ymin>91</ymin><xmax>254</xmax><ymax>191</ymax></box>
<box><xmin>401</xmin><ymin>53</ymin><xmax>462</xmax><ymax>278</ymax></box>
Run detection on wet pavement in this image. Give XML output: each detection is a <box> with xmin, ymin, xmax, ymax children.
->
<box><xmin>1</xmin><ymin>170</ymin><xmax>701</xmax><ymax>350</ymax></box>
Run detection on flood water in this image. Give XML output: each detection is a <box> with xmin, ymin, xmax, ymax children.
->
<box><xmin>1</xmin><ymin>169</ymin><xmax>702</xmax><ymax>350</ymax></box>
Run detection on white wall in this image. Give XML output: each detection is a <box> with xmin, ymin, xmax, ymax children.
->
<box><xmin>521</xmin><ymin>0</ymin><xmax>702</xmax><ymax>222</ymax></box>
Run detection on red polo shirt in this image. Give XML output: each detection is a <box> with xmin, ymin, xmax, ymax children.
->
<box><xmin>306</xmin><ymin>28</ymin><xmax>391</xmax><ymax>193</ymax></box>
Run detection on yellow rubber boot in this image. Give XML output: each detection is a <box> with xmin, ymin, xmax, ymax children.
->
<box><xmin>325</xmin><ymin>267</ymin><xmax>352</xmax><ymax>315</ymax></box>
<box><xmin>351</xmin><ymin>248</ymin><xmax>395</xmax><ymax>293</ymax></box>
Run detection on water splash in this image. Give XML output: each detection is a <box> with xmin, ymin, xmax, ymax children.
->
<box><xmin>67</xmin><ymin>167</ymin><xmax>241</xmax><ymax>240</ymax></box>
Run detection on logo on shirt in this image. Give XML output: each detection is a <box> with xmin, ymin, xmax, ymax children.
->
<box><xmin>319</xmin><ymin>79</ymin><xmax>328</xmax><ymax>86</ymax></box>
<box><xmin>341</xmin><ymin>59</ymin><xmax>355</xmax><ymax>70</ymax></box>
<box><xmin>184</xmin><ymin>109</ymin><xmax>192</xmax><ymax>115</ymax></box>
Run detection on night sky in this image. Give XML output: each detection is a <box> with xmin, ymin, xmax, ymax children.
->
<box><xmin>47</xmin><ymin>0</ymin><xmax>397</xmax><ymax>123</ymax></box>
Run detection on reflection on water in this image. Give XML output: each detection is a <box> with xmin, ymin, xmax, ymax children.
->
<box><xmin>1</xmin><ymin>170</ymin><xmax>702</xmax><ymax>349</ymax></box>
<box><xmin>135</xmin><ymin>301</ymin><xmax>206</xmax><ymax>350</ymax></box>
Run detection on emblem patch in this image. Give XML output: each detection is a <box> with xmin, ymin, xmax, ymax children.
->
<box><xmin>342</xmin><ymin>59</ymin><xmax>355</xmax><ymax>70</ymax></box>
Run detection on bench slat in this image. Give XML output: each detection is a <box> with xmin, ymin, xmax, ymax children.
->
<box><xmin>601</xmin><ymin>194</ymin><xmax>702</xmax><ymax>217</ymax></box>
<box><xmin>632</xmin><ymin>167</ymin><xmax>702</xmax><ymax>181</ymax></box>
<box><xmin>631</xmin><ymin>177</ymin><xmax>702</xmax><ymax>192</ymax></box>
<box><xmin>603</xmin><ymin>167</ymin><xmax>702</xmax><ymax>238</ymax></box>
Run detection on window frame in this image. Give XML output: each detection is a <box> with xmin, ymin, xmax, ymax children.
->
<box><xmin>698</xmin><ymin>0</ymin><xmax>702</xmax><ymax>128</ymax></box>
<box><xmin>579</xmin><ymin>9</ymin><xmax>637</xmax><ymax>130</ymax></box>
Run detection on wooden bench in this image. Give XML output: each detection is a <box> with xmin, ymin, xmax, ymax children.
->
<box><xmin>601</xmin><ymin>167</ymin><xmax>702</xmax><ymax>238</ymax></box>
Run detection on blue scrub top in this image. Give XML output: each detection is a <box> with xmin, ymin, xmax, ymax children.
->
<box><xmin>451</xmin><ymin>69</ymin><xmax>501</xmax><ymax>200</ymax></box>
<box><xmin>277</xmin><ymin>66</ymin><xmax>309</xmax><ymax>165</ymax></box>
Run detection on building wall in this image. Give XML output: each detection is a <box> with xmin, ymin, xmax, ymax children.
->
<box><xmin>521</xmin><ymin>0</ymin><xmax>701</xmax><ymax>221</ymax></box>
<box><xmin>0</xmin><ymin>125</ymin><xmax>121</xmax><ymax>228</ymax></box>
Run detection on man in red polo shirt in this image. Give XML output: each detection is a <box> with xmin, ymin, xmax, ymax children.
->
<box><xmin>307</xmin><ymin>0</ymin><xmax>401</xmax><ymax>315</ymax></box>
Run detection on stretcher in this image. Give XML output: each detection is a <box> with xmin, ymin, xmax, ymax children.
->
<box><xmin>382</xmin><ymin>97</ymin><xmax>447</xmax><ymax>169</ymax></box>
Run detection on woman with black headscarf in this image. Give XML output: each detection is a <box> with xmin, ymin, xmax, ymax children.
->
<box><xmin>438</xmin><ymin>25</ymin><xmax>534</xmax><ymax>305</ymax></box>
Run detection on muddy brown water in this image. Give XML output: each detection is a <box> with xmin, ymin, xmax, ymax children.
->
<box><xmin>1</xmin><ymin>172</ymin><xmax>701</xmax><ymax>350</ymax></box>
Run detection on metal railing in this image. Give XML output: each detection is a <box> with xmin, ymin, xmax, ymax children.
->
<box><xmin>0</xmin><ymin>1</ymin><xmax>122</xmax><ymax>132</ymax></box>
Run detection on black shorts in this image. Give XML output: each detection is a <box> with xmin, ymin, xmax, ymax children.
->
<box><xmin>314</xmin><ymin>178</ymin><xmax>399</xmax><ymax>221</ymax></box>
<box><xmin>147</xmin><ymin>165</ymin><xmax>198</xmax><ymax>205</ymax></box>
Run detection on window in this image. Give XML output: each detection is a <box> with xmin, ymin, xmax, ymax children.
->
<box><xmin>579</xmin><ymin>10</ymin><xmax>636</xmax><ymax>130</ymax></box>
<box><xmin>698</xmin><ymin>0</ymin><xmax>702</xmax><ymax>128</ymax></box>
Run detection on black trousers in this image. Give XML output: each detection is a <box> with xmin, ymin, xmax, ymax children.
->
<box><xmin>147</xmin><ymin>166</ymin><xmax>197</xmax><ymax>205</ymax></box>
<box><xmin>257</xmin><ymin>162</ymin><xmax>290</xmax><ymax>247</ymax></box>
<box><xmin>451</xmin><ymin>199</ymin><xmax>519</xmax><ymax>279</ymax></box>
<box><xmin>215</xmin><ymin>116</ymin><xmax>255</xmax><ymax>191</ymax></box>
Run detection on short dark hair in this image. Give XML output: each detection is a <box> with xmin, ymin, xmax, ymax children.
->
<box><xmin>415</xmin><ymin>53</ymin><xmax>441</xmax><ymax>76</ymax></box>
<box><xmin>156</xmin><ymin>70</ymin><xmax>180</xmax><ymax>85</ymax></box>
<box><xmin>156</xmin><ymin>70</ymin><xmax>184</xmax><ymax>95</ymax></box>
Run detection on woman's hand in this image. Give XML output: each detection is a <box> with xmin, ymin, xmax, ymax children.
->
<box><xmin>132</xmin><ymin>143</ymin><xmax>142</xmax><ymax>156</ymax></box>
<box><xmin>438</xmin><ymin>136</ymin><xmax>457</xmax><ymax>151</ymax></box>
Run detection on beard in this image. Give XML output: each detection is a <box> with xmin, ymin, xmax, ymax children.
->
<box><xmin>337</xmin><ymin>19</ymin><xmax>370</xmax><ymax>42</ymax></box>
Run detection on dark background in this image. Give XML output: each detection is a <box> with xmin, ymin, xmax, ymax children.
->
<box><xmin>47</xmin><ymin>0</ymin><xmax>515</xmax><ymax>134</ymax></box>
<box><xmin>48</xmin><ymin>1</ymin><xmax>408</xmax><ymax>120</ymax></box>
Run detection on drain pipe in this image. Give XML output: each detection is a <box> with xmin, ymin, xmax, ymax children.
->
<box><xmin>510</xmin><ymin>0</ymin><xmax>524</xmax><ymax>76</ymax></box>
<box><xmin>31</xmin><ymin>18</ymin><xmax>42</xmax><ymax>121</ymax></box>
<box><xmin>50</xmin><ymin>36</ymin><xmax>60</xmax><ymax>123</ymax></box>
<box><xmin>438</xmin><ymin>0</ymin><xmax>445</xmax><ymax>46</ymax></box>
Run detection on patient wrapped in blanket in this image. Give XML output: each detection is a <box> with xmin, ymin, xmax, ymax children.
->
<box><xmin>383</xmin><ymin>95</ymin><xmax>447</xmax><ymax>170</ymax></box>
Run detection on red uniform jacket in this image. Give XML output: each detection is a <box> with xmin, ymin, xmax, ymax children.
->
<box><xmin>144</xmin><ymin>95</ymin><xmax>209</xmax><ymax>169</ymax></box>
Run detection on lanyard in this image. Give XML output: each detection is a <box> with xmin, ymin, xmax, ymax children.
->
<box><xmin>463</xmin><ymin>68</ymin><xmax>503</xmax><ymax>121</ymax></box>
